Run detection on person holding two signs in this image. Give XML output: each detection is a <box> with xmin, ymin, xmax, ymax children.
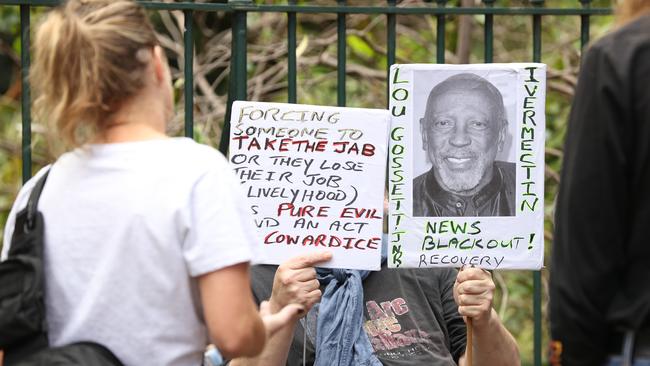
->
<box><xmin>226</xmin><ymin>71</ymin><xmax>523</xmax><ymax>364</ymax></box>
<box><xmin>229</xmin><ymin>224</ymin><xmax>519</xmax><ymax>365</ymax></box>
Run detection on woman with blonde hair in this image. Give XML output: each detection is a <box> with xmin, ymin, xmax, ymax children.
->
<box><xmin>1</xmin><ymin>0</ymin><xmax>299</xmax><ymax>364</ymax></box>
<box><xmin>550</xmin><ymin>0</ymin><xmax>650</xmax><ymax>365</ymax></box>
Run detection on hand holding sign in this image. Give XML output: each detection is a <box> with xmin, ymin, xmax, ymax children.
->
<box><xmin>453</xmin><ymin>266</ymin><xmax>495</xmax><ymax>327</ymax></box>
<box><xmin>453</xmin><ymin>266</ymin><xmax>520</xmax><ymax>366</ymax></box>
<box><xmin>454</xmin><ymin>266</ymin><xmax>496</xmax><ymax>366</ymax></box>
<box><xmin>269</xmin><ymin>251</ymin><xmax>333</xmax><ymax>315</ymax></box>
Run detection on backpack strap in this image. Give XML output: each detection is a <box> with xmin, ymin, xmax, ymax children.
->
<box><xmin>3</xmin><ymin>168</ymin><xmax>51</xmax><ymax>363</ymax></box>
<box><xmin>25</xmin><ymin>169</ymin><xmax>50</xmax><ymax>231</ymax></box>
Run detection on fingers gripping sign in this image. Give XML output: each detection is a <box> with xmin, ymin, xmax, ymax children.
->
<box><xmin>259</xmin><ymin>300</ymin><xmax>305</xmax><ymax>337</ymax></box>
<box><xmin>269</xmin><ymin>251</ymin><xmax>333</xmax><ymax>315</ymax></box>
<box><xmin>453</xmin><ymin>265</ymin><xmax>496</xmax><ymax>326</ymax></box>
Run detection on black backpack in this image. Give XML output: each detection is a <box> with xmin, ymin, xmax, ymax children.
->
<box><xmin>0</xmin><ymin>170</ymin><xmax>123</xmax><ymax>365</ymax></box>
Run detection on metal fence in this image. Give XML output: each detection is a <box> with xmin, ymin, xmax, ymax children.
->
<box><xmin>0</xmin><ymin>1</ymin><xmax>613</xmax><ymax>365</ymax></box>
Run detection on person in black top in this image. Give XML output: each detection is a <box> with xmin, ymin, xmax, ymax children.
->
<box><xmin>549</xmin><ymin>2</ymin><xmax>650</xmax><ymax>365</ymax></box>
<box><xmin>413</xmin><ymin>73</ymin><xmax>515</xmax><ymax>217</ymax></box>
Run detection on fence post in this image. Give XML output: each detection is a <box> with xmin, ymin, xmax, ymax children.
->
<box><xmin>482</xmin><ymin>0</ymin><xmax>495</xmax><ymax>63</ymax></box>
<box><xmin>580</xmin><ymin>0</ymin><xmax>592</xmax><ymax>48</ymax></box>
<box><xmin>221</xmin><ymin>0</ymin><xmax>253</xmax><ymax>155</ymax></box>
<box><xmin>386</xmin><ymin>0</ymin><xmax>396</xmax><ymax>106</ymax></box>
<box><xmin>531</xmin><ymin>0</ymin><xmax>543</xmax><ymax>62</ymax></box>
<box><xmin>435</xmin><ymin>0</ymin><xmax>447</xmax><ymax>64</ymax></box>
<box><xmin>337</xmin><ymin>0</ymin><xmax>346</xmax><ymax>107</ymax></box>
<box><xmin>530</xmin><ymin>5</ymin><xmax>544</xmax><ymax>365</ymax></box>
<box><xmin>20</xmin><ymin>5</ymin><xmax>31</xmax><ymax>183</ymax></box>
<box><xmin>287</xmin><ymin>0</ymin><xmax>297</xmax><ymax>104</ymax></box>
<box><xmin>183</xmin><ymin>9</ymin><xmax>194</xmax><ymax>139</ymax></box>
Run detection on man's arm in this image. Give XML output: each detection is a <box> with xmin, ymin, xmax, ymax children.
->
<box><xmin>231</xmin><ymin>251</ymin><xmax>331</xmax><ymax>366</ymax></box>
<box><xmin>229</xmin><ymin>301</ymin><xmax>303</xmax><ymax>366</ymax></box>
<box><xmin>230</xmin><ymin>316</ymin><xmax>298</xmax><ymax>366</ymax></box>
<box><xmin>454</xmin><ymin>267</ymin><xmax>520</xmax><ymax>366</ymax></box>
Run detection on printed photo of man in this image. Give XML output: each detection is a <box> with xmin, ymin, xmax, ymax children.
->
<box><xmin>413</xmin><ymin>73</ymin><xmax>516</xmax><ymax>217</ymax></box>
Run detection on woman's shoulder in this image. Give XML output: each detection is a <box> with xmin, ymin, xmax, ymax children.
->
<box><xmin>160</xmin><ymin>138</ymin><xmax>232</xmax><ymax>174</ymax></box>
<box><xmin>9</xmin><ymin>165</ymin><xmax>52</xmax><ymax>212</ymax></box>
<box><xmin>1</xmin><ymin>165</ymin><xmax>51</xmax><ymax>260</ymax></box>
<box><xmin>168</xmin><ymin>137</ymin><xmax>228</xmax><ymax>161</ymax></box>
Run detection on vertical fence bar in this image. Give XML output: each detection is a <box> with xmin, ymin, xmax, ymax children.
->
<box><xmin>287</xmin><ymin>0</ymin><xmax>297</xmax><ymax>103</ymax></box>
<box><xmin>20</xmin><ymin>5</ymin><xmax>31</xmax><ymax>183</ymax></box>
<box><xmin>436</xmin><ymin>0</ymin><xmax>447</xmax><ymax>63</ymax></box>
<box><xmin>219</xmin><ymin>0</ymin><xmax>247</xmax><ymax>155</ymax></box>
<box><xmin>483</xmin><ymin>0</ymin><xmax>495</xmax><ymax>63</ymax></box>
<box><xmin>337</xmin><ymin>0</ymin><xmax>346</xmax><ymax>107</ymax></box>
<box><xmin>232</xmin><ymin>12</ymin><xmax>248</xmax><ymax>102</ymax></box>
<box><xmin>580</xmin><ymin>0</ymin><xmax>592</xmax><ymax>48</ymax></box>
<box><xmin>220</xmin><ymin>1</ymin><xmax>250</xmax><ymax>155</ymax></box>
<box><xmin>531</xmin><ymin>2</ymin><xmax>543</xmax><ymax>364</ymax></box>
<box><xmin>386</xmin><ymin>0</ymin><xmax>396</xmax><ymax>106</ymax></box>
<box><xmin>183</xmin><ymin>9</ymin><xmax>194</xmax><ymax>139</ymax></box>
<box><xmin>532</xmin><ymin>1</ymin><xmax>543</xmax><ymax>63</ymax></box>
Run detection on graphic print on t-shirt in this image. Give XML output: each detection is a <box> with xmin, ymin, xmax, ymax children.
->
<box><xmin>363</xmin><ymin>297</ymin><xmax>437</xmax><ymax>359</ymax></box>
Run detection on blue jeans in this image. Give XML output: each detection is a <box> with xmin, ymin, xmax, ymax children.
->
<box><xmin>606</xmin><ymin>356</ymin><xmax>650</xmax><ymax>366</ymax></box>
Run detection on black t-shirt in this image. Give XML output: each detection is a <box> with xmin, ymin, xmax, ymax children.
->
<box><xmin>250</xmin><ymin>265</ymin><xmax>467</xmax><ymax>366</ymax></box>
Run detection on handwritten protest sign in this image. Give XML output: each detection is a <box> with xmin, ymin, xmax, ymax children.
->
<box><xmin>388</xmin><ymin>63</ymin><xmax>546</xmax><ymax>270</ymax></box>
<box><xmin>230</xmin><ymin>101</ymin><xmax>389</xmax><ymax>270</ymax></box>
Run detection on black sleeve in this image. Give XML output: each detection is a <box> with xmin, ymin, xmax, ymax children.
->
<box><xmin>438</xmin><ymin>268</ymin><xmax>467</xmax><ymax>363</ymax></box>
<box><xmin>249</xmin><ymin>264</ymin><xmax>277</xmax><ymax>305</ymax></box>
<box><xmin>550</xmin><ymin>39</ymin><xmax>631</xmax><ymax>365</ymax></box>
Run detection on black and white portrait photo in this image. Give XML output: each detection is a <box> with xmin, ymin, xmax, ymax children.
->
<box><xmin>388</xmin><ymin>63</ymin><xmax>546</xmax><ymax>269</ymax></box>
<box><xmin>412</xmin><ymin>72</ymin><xmax>517</xmax><ymax>217</ymax></box>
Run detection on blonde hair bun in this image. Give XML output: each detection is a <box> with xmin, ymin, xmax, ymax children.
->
<box><xmin>31</xmin><ymin>0</ymin><xmax>158</xmax><ymax>150</ymax></box>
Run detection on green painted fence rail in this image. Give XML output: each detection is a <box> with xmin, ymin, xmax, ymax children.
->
<box><xmin>0</xmin><ymin>1</ymin><xmax>613</xmax><ymax>365</ymax></box>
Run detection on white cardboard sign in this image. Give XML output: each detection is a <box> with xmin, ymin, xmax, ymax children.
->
<box><xmin>229</xmin><ymin>101</ymin><xmax>390</xmax><ymax>270</ymax></box>
<box><xmin>388</xmin><ymin>64</ymin><xmax>546</xmax><ymax>270</ymax></box>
